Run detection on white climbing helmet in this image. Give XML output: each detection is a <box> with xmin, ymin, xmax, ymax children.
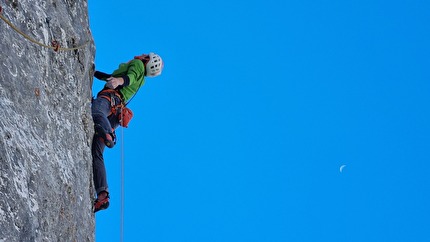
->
<box><xmin>146</xmin><ymin>52</ymin><xmax>163</xmax><ymax>77</ymax></box>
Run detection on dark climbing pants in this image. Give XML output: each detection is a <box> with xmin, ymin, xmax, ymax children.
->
<box><xmin>91</xmin><ymin>95</ymin><xmax>120</xmax><ymax>195</ymax></box>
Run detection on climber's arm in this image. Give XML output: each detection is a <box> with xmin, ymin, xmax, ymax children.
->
<box><xmin>94</xmin><ymin>71</ymin><xmax>111</xmax><ymax>81</ymax></box>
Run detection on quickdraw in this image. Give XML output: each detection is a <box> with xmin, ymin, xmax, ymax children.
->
<box><xmin>51</xmin><ymin>40</ymin><xmax>60</xmax><ymax>52</ymax></box>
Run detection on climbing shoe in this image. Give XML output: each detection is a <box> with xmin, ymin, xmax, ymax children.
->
<box><xmin>94</xmin><ymin>124</ymin><xmax>115</xmax><ymax>148</ymax></box>
<box><xmin>94</xmin><ymin>195</ymin><xmax>110</xmax><ymax>213</ymax></box>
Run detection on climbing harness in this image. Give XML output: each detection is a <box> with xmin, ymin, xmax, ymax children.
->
<box><xmin>96</xmin><ymin>89</ymin><xmax>134</xmax><ymax>128</ymax></box>
<box><xmin>0</xmin><ymin>5</ymin><xmax>90</xmax><ymax>52</ymax></box>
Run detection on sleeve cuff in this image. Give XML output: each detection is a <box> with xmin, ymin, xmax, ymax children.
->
<box><xmin>122</xmin><ymin>75</ymin><xmax>130</xmax><ymax>86</ymax></box>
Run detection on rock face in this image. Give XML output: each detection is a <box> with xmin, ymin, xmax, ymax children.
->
<box><xmin>0</xmin><ymin>0</ymin><xmax>96</xmax><ymax>241</ymax></box>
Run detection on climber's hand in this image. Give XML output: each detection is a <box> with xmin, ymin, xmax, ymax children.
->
<box><xmin>106</xmin><ymin>77</ymin><xmax>124</xmax><ymax>89</ymax></box>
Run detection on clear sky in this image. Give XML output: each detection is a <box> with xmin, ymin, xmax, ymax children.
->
<box><xmin>88</xmin><ymin>0</ymin><xmax>430</xmax><ymax>241</ymax></box>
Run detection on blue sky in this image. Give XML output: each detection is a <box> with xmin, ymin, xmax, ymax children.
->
<box><xmin>88</xmin><ymin>0</ymin><xmax>430</xmax><ymax>241</ymax></box>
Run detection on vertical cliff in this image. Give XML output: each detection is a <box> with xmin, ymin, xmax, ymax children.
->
<box><xmin>0</xmin><ymin>0</ymin><xmax>96</xmax><ymax>241</ymax></box>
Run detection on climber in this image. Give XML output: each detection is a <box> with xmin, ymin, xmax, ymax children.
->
<box><xmin>92</xmin><ymin>52</ymin><xmax>164</xmax><ymax>212</ymax></box>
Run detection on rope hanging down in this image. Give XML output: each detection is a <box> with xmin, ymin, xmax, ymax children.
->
<box><xmin>0</xmin><ymin>6</ymin><xmax>90</xmax><ymax>52</ymax></box>
<box><xmin>120</xmin><ymin>127</ymin><xmax>125</xmax><ymax>242</ymax></box>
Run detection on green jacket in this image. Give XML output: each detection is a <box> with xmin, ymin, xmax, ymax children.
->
<box><xmin>110</xmin><ymin>59</ymin><xmax>146</xmax><ymax>103</ymax></box>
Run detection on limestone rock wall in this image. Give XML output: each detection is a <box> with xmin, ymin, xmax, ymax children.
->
<box><xmin>0</xmin><ymin>0</ymin><xmax>96</xmax><ymax>241</ymax></box>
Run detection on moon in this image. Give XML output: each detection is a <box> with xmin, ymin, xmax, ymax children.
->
<box><xmin>339</xmin><ymin>165</ymin><xmax>346</xmax><ymax>173</ymax></box>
